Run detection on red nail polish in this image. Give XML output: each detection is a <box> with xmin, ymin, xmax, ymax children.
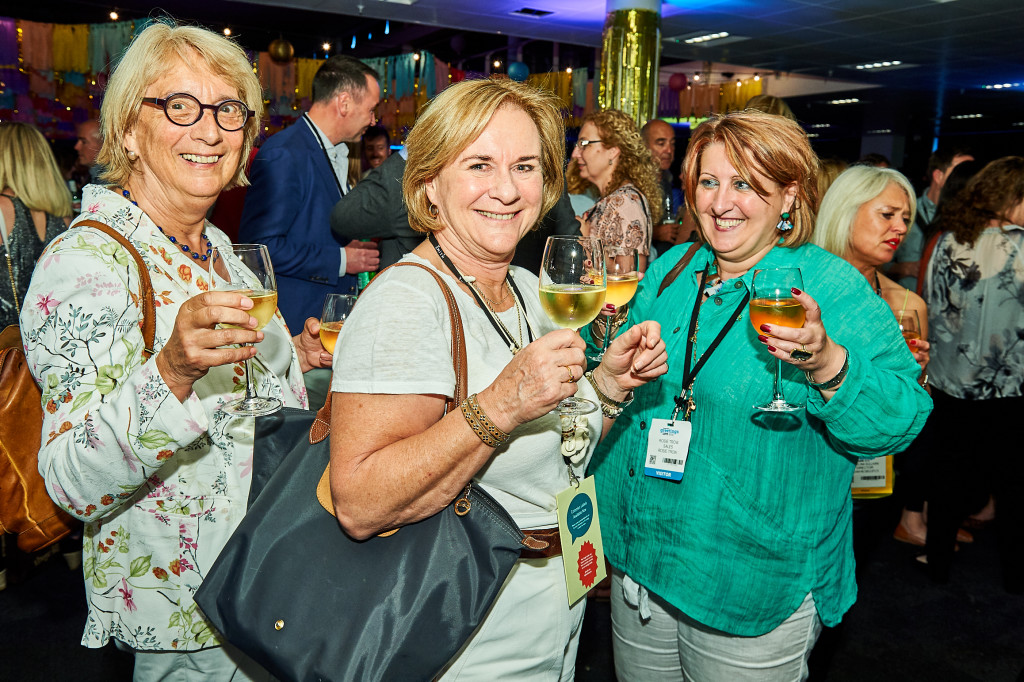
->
<box><xmin>760</xmin><ymin>324</ymin><xmax>771</xmax><ymax>333</ymax></box>
<box><xmin>791</xmin><ymin>287</ymin><xmax>802</xmax><ymax>295</ymax></box>
<box><xmin>767</xmin><ymin>345</ymin><xmax>777</xmax><ymax>352</ymax></box>
<box><xmin>909</xmin><ymin>339</ymin><xmax>918</xmax><ymax>346</ymax></box>
<box><xmin>758</xmin><ymin>335</ymin><xmax>769</xmax><ymax>343</ymax></box>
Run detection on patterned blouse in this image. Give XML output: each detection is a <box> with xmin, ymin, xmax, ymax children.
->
<box><xmin>925</xmin><ymin>224</ymin><xmax>1024</xmax><ymax>400</ymax></box>
<box><xmin>21</xmin><ymin>185</ymin><xmax>307</xmax><ymax>651</ymax></box>
<box><xmin>582</xmin><ymin>183</ymin><xmax>652</xmax><ymax>256</ymax></box>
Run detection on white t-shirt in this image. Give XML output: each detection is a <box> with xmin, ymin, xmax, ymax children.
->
<box><xmin>330</xmin><ymin>253</ymin><xmax>601</xmax><ymax>529</ymax></box>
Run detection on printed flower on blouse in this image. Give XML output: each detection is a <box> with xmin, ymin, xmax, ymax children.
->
<box><xmin>36</xmin><ymin>293</ymin><xmax>60</xmax><ymax>316</ymax></box>
<box><xmin>178</xmin><ymin>264</ymin><xmax>192</xmax><ymax>283</ymax></box>
<box><xmin>118</xmin><ymin>578</ymin><xmax>137</xmax><ymax>613</ymax></box>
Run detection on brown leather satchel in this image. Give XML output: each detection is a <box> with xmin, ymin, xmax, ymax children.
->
<box><xmin>0</xmin><ymin>220</ymin><xmax>155</xmax><ymax>552</ymax></box>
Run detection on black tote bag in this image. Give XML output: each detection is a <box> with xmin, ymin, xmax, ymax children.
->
<box><xmin>195</xmin><ymin>263</ymin><xmax>528</xmax><ymax>682</ymax></box>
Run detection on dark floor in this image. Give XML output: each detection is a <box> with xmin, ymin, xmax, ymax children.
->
<box><xmin>2</xmin><ymin>498</ymin><xmax>1023</xmax><ymax>681</ymax></box>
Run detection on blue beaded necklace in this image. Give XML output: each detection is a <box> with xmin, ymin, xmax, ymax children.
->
<box><xmin>120</xmin><ymin>188</ymin><xmax>212</xmax><ymax>262</ymax></box>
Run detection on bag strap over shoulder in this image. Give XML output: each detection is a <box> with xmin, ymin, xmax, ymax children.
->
<box><xmin>309</xmin><ymin>261</ymin><xmax>467</xmax><ymax>445</ymax></box>
<box><xmin>76</xmin><ymin>219</ymin><xmax>156</xmax><ymax>360</ymax></box>
<box><xmin>657</xmin><ymin>241</ymin><xmax>703</xmax><ymax>298</ymax></box>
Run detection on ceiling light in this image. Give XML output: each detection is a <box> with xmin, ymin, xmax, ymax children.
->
<box><xmin>850</xmin><ymin>60</ymin><xmax>905</xmax><ymax>71</ymax></box>
<box><xmin>810</xmin><ymin>123</ymin><xmax>830</xmax><ymax>128</ymax></box>
<box><xmin>322</xmin><ymin>42</ymin><xmax>330</xmax><ymax>51</ymax></box>
<box><xmin>109</xmin><ymin>10</ymin><xmax>118</xmax><ymax>20</ymax></box>
<box><xmin>753</xmin><ymin>74</ymin><xmax>760</xmax><ymax>81</ymax></box>
<box><xmin>493</xmin><ymin>60</ymin><xmax>501</xmax><ymax>68</ymax></box>
<box><xmin>412</xmin><ymin>53</ymin><xmax>420</xmax><ymax>61</ymax></box>
<box><xmin>868</xmin><ymin>129</ymin><xmax>892</xmax><ymax>134</ymax></box>
<box><xmin>693</xmin><ymin>73</ymin><xmax>700</xmax><ymax>82</ymax></box>
<box><xmin>684</xmin><ymin>31</ymin><xmax>730</xmax><ymax>44</ymax></box>
<box><xmin>223</xmin><ymin>28</ymin><xmax>232</xmax><ymax>36</ymax></box>
<box><xmin>566</xmin><ymin>67</ymin><xmax>572</xmax><ymax>74</ymax></box>
<box><xmin>829</xmin><ymin>98</ymin><xmax>860</xmax><ymax>105</ymax></box>
<box><xmin>951</xmin><ymin>113</ymin><xmax>983</xmax><ymax>119</ymax></box>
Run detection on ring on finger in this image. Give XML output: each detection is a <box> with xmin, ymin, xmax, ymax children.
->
<box><xmin>790</xmin><ymin>344</ymin><xmax>813</xmax><ymax>362</ymax></box>
<box><xmin>563</xmin><ymin>366</ymin><xmax>575</xmax><ymax>383</ymax></box>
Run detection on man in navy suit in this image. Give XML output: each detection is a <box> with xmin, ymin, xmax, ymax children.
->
<box><xmin>240</xmin><ymin>56</ymin><xmax>381</xmax><ymax>334</ymax></box>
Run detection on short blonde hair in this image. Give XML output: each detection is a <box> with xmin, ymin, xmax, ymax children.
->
<box><xmin>682</xmin><ymin>110</ymin><xmax>820</xmax><ymax>248</ymax></box>
<box><xmin>98</xmin><ymin>21</ymin><xmax>263</xmax><ymax>190</ymax></box>
<box><xmin>0</xmin><ymin>122</ymin><xmax>72</xmax><ymax>217</ymax></box>
<box><xmin>403</xmin><ymin>78</ymin><xmax>565</xmax><ymax>233</ymax></box>
<box><xmin>566</xmin><ymin>109</ymin><xmax>663</xmax><ymax>224</ymax></box>
<box><xmin>813</xmin><ymin>165</ymin><xmax>917</xmax><ymax>258</ymax></box>
<box><xmin>744</xmin><ymin>95</ymin><xmax>796</xmax><ymax>121</ymax></box>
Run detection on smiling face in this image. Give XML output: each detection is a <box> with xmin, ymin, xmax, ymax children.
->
<box><xmin>425</xmin><ymin>105</ymin><xmax>544</xmax><ymax>263</ymax></box>
<box><xmin>571</xmin><ymin>121</ymin><xmax>618</xmax><ymax>194</ymax></box>
<box><xmin>363</xmin><ymin>134</ymin><xmax>389</xmax><ymax>168</ymax></box>
<box><xmin>694</xmin><ymin>142</ymin><xmax>796</xmax><ymax>274</ymax></box>
<box><xmin>338</xmin><ymin>76</ymin><xmax>381</xmax><ymax>143</ymax></box>
<box><xmin>848</xmin><ymin>182</ymin><xmax>912</xmax><ymax>268</ymax></box>
<box><xmin>124</xmin><ymin>57</ymin><xmax>244</xmax><ymax>204</ymax></box>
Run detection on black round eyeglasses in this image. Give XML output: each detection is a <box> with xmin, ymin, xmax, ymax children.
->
<box><xmin>141</xmin><ymin>93</ymin><xmax>255</xmax><ymax>132</ymax></box>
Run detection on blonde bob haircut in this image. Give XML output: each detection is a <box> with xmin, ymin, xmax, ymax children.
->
<box><xmin>682</xmin><ymin>110</ymin><xmax>820</xmax><ymax>248</ymax></box>
<box><xmin>813</xmin><ymin>165</ymin><xmax>917</xmax><ymax>258</ymax></box>
<box><xmin>97</xmin><ymin>20</ymin><xmax>263</xmax><ymax>190</ymax></box>
<box><xmin>403</xmin><ymin>78</ymin><xmax>565</xmax><ymax>234</ymax></box>
<box><xmin>0</xmin><ymin>122</ymin><xmax>72</xmax><ymax>217</ymax></box>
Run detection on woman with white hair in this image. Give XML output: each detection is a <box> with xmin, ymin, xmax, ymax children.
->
<box><xmin>813</xmin><ymin>164</ymin><xmax>937</xmax><ymax>548</ymax></box>
<box><xmin>22</xmin><ymin>21</ymin><xmax>331</xmax><ymax>679</ymax></box>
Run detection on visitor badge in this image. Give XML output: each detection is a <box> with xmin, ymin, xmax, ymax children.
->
<box><xmin>644</xmin><ymin>418</ymin><xmax>691</xmax><ymax>481</ymax></box>
<box><xmin>556</xmin><ymin>476</ymin><xmax>607</xmax><ymax>606</ymax></box>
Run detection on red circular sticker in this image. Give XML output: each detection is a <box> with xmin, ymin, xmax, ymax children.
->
<box><xmin>577</xmin><ymin>540</ymin><xmax>598</xmax><ymax>588</ymax></box>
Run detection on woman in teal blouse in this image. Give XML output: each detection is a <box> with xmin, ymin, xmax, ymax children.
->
<box><xmin>589</xmin><ymin>111</ymin><xmax>932</xmax><ymax>681</ymax></box>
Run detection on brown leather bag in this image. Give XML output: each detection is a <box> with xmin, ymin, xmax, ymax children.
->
<box><xmin>0</xmin><ymin>220</ymin><xmax>155</xmax><ymax>552</ymax></box>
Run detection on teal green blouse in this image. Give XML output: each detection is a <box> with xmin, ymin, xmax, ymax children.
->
<box><xmin>589</xmin><ymin>242</ymin><xmax>931</xmax><ymax>636</ymax></box>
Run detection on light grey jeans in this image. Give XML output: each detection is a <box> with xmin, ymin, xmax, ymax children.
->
<box><xmin>610</xmin><ymin>571</ymin><xmax>822</xmax><ymax>682</ymax></box>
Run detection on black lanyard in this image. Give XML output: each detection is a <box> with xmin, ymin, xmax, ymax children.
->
<box><xmin>674</xmin><ymin>265</ymin><xmax>750</xmax><ymax>421</ymax></box>
<box><xmin>428</xmin><ymin>234</ymin><xmax>535</xmax><ymax>353</ymax></box>
<box><xmin>303</xmin><ymin>114</ymin><xmax>345</xmax><ymax>198</ymax></box>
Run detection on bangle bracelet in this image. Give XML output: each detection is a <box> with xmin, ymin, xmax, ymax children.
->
<box><xmin>806</xmin><ymin>347</ymin><xmax>849</xmax><ymax>391</ymax></box>
<box><xmin>461</xmin><ymin>394</ymin><xmax>510</xmax><ymax>448</ymax></box>
<box><xmin>584</xmin><ymin>370</ymin><xmax>634</xmax><ymax>418</ymax></box>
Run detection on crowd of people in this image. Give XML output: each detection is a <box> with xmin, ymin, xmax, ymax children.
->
<box><xmin>1</xmin><ymin>18</ymin><xmax>1021</xmax><ymax>682</ymax></box>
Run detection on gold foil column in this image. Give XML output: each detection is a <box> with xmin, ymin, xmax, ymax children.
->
<box><xmin>598</xmin><ymin>0</ymin><xmax>661</xmax><ymax>125</ymax></box>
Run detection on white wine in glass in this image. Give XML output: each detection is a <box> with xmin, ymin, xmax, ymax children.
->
<box><xmin>590</xmin><ymin>246</ymin><xmax>640</xmax><ymax>362</ymax></box>
<box><xmin>750</xmin><ymin>267</ymin><xmax>805</xmax><ymax>413</ymax></box>
<box><xmin>539</xmin><ymin>235</ymin><xmax>606</xmax><ymax>416</ymax></box>
<box><xmin>211</xmin><ymin>244</ymin><xmax>282</xmax><ymax>416</ymax></box>
<box><xmin>319</xmin><ymin>293</ymin><xmax>357</xmax><ymax>355</ymax></box>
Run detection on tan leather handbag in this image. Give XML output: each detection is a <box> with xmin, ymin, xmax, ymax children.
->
<box><xmin>0</xmin><ymin>220</ymin><xmax>154</xmax><ymax>552</ymax></box>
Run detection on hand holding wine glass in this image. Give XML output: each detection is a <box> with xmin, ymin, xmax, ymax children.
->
<box><xmin>211</xmin><ymin>244</ymin><xmax>282</xmax><ymax>416</ymax></box>
<box><xmin>589</xmin><ymin>246</ymin><xmax>640</xmax><ymax>362</ymax></box>
<box><xmin>750</xmin><ymin>267</ymin><xmax>806</xmax><ymax>412</ymax></box>
<box><xmin>538</xmin><ymin>235</ymin><xmax>606</xmax><ymax>416</ymax></box>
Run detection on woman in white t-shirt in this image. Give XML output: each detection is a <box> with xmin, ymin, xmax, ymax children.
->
<box><xmin>328</xmin><ymin>78</ymin><xmax>668</xmax><ymax>679</ymax></box>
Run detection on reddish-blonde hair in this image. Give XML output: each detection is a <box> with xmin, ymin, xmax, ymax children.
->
<box><xmin>682</xmin><ymin>110</ymin><xmax>820</xmax><ymax>247</ymax></box>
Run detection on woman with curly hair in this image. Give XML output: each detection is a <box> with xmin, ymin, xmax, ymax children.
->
<box><xmin>923</xmin><ymin>156</ymin><xmax>1024</xmax><ymax>590</ymax></box>
<box><xmin>568</xmin><ymin>109</ymin><xmax>663</xmax><ymax>271</ymax></box>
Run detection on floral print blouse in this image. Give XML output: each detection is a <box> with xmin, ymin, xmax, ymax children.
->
<box><xmin>21</xmin><ymin>185</ymin><xmax>307</xmax><ymax>651</ymax></box>
<box><xmin>582</xmin><ymin>183</ymin><xmax>652</xmax><ymax>256</ymax></box>
<box><xmin>925</xmin><ymin>224</ymin><xmax>1024</xmax><ymax>400</ymax></box>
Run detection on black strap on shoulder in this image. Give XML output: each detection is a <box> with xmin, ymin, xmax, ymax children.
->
<box><xmin>657</xmin><ymin>241</ymin><xmax>703</xmax><ymax>298</ymax></box>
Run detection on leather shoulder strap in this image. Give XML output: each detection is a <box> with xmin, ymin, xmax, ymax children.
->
<box><xmin>75</xmin><ymin>219</ymin><xmax>156</xmax><ymax>360</ymax></box>
<box><xmin>309</xmin><ymin>260</ymin><xmax>467</xmax><ymax>444</ymax></box>
<box><xmin>657</xmin><ymin>241</ymin><xmax>703</xmax><ymax>298</ymax></box>
<box><xmin>916</xmin><ymin>229</ymin><xmax>944</xmax><ymax>297</ymax></box>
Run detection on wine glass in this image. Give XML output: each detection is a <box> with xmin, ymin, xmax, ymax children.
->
<box><xmin>210</xmin><ymin>244</ymin><xmax>282</xmax><ymax>416</ymax></box>
<box><xmin>897</xmin><ymin>309</ymin><xmax>921</xmax><ymax>346</ymax></box>
<box><xmin>319</xmin><ymin>293</ymin><xmax>357</xmax><ymax>355</ymax></box>
<box><xmin>539</xmin><ymin>235</ymin><xmax>606</xmax><ymax>415</ymax></box>
<box><xmin>588</xmin><ymin>246</ymin><xmax>640</xmax><ymax>362</ymax></box>
<box><xmin>749</xmin><ymin>267</ymin><xmax>805</xmax><ymax>412</ymax></box>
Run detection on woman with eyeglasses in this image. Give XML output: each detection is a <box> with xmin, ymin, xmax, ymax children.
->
<box><xmin>568</xmin><ymin>110</ymin><xmax>663</xmax><ymax>346</ymax></box>
<box><xmin>21</xmin><ymin>22</ymin><xmax>330</xmax><ymax>679</ymax></box>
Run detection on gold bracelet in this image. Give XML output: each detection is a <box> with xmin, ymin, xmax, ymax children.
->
<box><xmin>461</xmin><ymin>394</ymin><xmax>510</xmax><ymax>448</ymax></box>
<box><xmin>584</xmin><ymin>371</ymin><xmax>634</xmax><ymax>418</ymax></box>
